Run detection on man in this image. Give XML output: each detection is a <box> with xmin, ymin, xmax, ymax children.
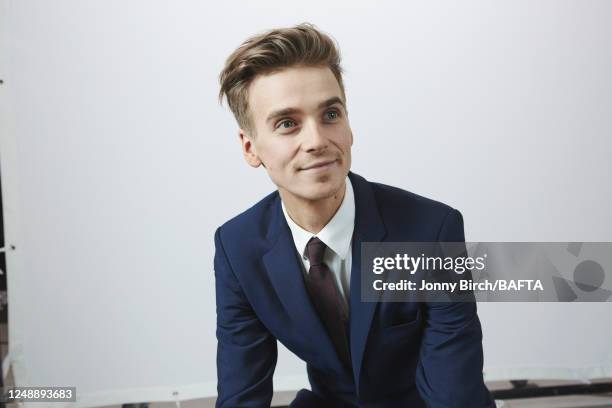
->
<box><xmin>215</xmin><ymin>23</ymin><xmax>494</xmax><ymax>407</ymax></box>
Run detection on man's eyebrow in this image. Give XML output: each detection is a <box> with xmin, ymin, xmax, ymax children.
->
<box><xmin>266</xmin><ymin>107</ymin><xmax>300</xmax><ymax>124</ymax></box>
<box><xmin>265</xmin><ymin>96</ymin><xmax>346</xmax><ymax>124</ymax></box>
<box><xmin>317</xmin><ymin>96</ymin><xmax>345</xmax><ymax>110</ymax></box>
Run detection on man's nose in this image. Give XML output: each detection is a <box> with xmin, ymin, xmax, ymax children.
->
<box><xmin>301</xmin><ymin>119</ymin><xmax>329</xmax><ymax>152</ymax></box>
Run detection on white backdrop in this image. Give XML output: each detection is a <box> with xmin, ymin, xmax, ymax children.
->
<box><xmin>1</xmin><ymin>1</ymin><xmax>611</xmax><ymax>407</ymax></box>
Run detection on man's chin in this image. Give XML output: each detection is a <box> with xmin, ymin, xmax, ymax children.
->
<box><xmin>297</xmin><ymin>180</ymin><xmax>345</xmax><ymax>202</ymax></box>
<box><xmin>276</xmin><ymin>171</ymin><xmax>347</xmax><ymax>202</ymax></box>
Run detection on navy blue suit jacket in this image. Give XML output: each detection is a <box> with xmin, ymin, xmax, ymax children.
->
<box><xmin>214</xmin><ymin>172</ymin><xmax>494</xmax><ymax>407</ymax></box>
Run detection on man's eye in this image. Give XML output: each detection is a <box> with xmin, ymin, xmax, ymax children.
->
<box><xmin>325</xmin><ymin>110</ymin><xmax>340</xmax><ymax>120</ymax></box>
<box><xmin>277</xmin><ymin>119</ymin><xmax>296</xmax><ymax>130</ymax></box>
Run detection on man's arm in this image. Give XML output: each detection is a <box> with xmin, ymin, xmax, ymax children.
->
<box><xmin>415</xmin><ymin>209</ymin><xmax>495</xmax><ymax>407</ymax></box>
<box><xmin>214</xmin><ymin>227</ymin><xmax>277</xmax><ymax>408</ymax></box>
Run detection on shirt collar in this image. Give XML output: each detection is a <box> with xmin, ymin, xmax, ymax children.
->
<box><xmin>281</xmin><ymin>176</ymin><xmax>355</xmax><ymax>261</ymax></box>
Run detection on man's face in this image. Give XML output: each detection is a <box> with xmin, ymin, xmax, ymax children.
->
<box><xmin>240</xmin><ymin>65</ymin><xmax>353</xmax><ymax>204</ymax></box>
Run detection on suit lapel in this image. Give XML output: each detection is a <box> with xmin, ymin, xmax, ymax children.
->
<box><xmin>348</xmin><ymin>172</ymin><xmax>387</xmax><ymax>389</ymax></box>
<box><xmin>262</xmin><ymin>196</ymin><xmax>344</xmax><ymax>370</ymax></box>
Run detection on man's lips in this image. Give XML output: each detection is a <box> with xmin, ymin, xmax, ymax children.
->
<box><xmin>300</xmin><ymin>159</ymin><xmax>338</xmax><ymax>171</ymax></box>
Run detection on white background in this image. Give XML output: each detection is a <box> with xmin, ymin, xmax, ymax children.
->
<box><xmin>1</xmin><ymin>1</ymin><xmax>611</xmax><ymax>407</ymax></box>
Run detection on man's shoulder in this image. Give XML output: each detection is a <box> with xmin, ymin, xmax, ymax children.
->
<box><xmin>361</xmin><ymin>176</ymin><xmax>460</xmax><ymax>240</ymax></box>
<box><xmin>368</xmin><ymin>178</ymin><xmax>454</xmax><ymax>216</ymax></box>
<box><xmin>216</xmin><ymin>189</ymin><xmax>279</xmax><ymax>242</ymax></box>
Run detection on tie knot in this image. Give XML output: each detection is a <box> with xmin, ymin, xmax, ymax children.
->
<box><xmin>306</xmin><ymin>237</ymin><xmax>326</xmax><ymax>266</ymax></box>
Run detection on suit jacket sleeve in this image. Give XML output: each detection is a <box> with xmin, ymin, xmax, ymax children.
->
<box><xmin>214</xmin><ymin>227</ymin><xmax>277</xmax><ymax>408</ymax></box>
<box><xmin>415</xmin><ymin>209</ymin><xmax>495</xmax><ymax>407</ymax></box>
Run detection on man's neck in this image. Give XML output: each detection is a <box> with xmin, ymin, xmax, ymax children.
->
<box><xmin>280</xmin><ymin>180</ymin><xmax>346</xmax><ymax>234</ymax></box>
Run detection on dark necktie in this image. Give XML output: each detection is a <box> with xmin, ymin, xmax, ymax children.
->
<box><xmin>304</xmin><ymin>237</ymin><xmax>351</xmax><ymax>369</ymax></box>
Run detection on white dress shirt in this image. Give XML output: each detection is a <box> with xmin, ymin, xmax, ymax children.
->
<box><xmin>281</xmin><ymin>177</ymin><xmax>355</xmax><ymax>311</ymax></box>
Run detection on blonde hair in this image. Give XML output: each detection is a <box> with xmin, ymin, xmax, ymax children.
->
<box><xmin>218</xmin><ymin>23</ymin><xmax>346</xmax><ymax>136</ymax></box>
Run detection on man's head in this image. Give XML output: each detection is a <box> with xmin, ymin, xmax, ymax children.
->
<box><xmin>218</xmin><ymin>23</ymin><xmax>353</xmax><ymax>204</ymax></box>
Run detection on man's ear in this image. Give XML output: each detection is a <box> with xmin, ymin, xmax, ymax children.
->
<box><xmin>239</xmin><ymin>129</ymin><xmax>262</xmax><ymax>168</ymax></box>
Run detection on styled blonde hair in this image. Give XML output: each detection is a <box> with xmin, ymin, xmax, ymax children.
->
<box><xmin>218</xmin><ymin>23</ymin><xmax>346</xmax><ymax>137</ymax></box>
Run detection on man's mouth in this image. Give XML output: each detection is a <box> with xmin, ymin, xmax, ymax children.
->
<box><xmin>300</xmin><ymin>159</ymin><xmax>338</xmax><ymax>171</ymax></box>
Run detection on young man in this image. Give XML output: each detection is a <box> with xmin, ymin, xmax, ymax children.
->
<box><xmin>215</xmin><ymin>23</ymin><xmax>494</xmax><ymax>408</ymax></box>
